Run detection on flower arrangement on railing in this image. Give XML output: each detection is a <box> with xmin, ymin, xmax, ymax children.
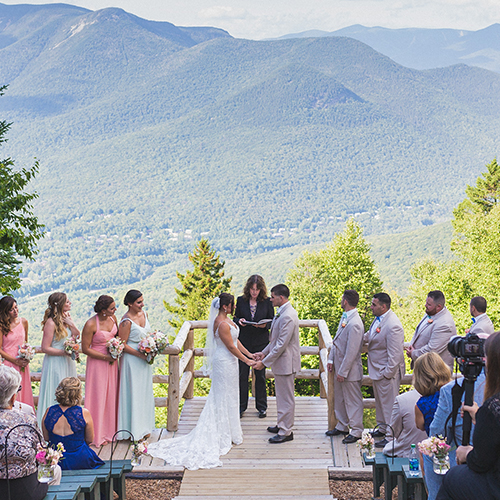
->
<box><xmin>131</xmin><ymin>439</ymin><xmax>149</xmax><ymax>466</ymax></box>
<box><xmin>36</xmin><ymin>443</ymin><xmax>65</xmax><ymax>482</ymax></box>
<box><xmin>418</xmin><ymin>435</ymin><xmax>451</xmax><ymax>475</ymax></box>
<box><xmin>63</xmin><ymin>337</ymin><xmax>81</xmax><ymax>363</ymax></box>
<box><xmin>17</xmin><ymin>343</ymin><xmax>35</xmax><ymax>371</ymax></box>
<box><xmin>138</xmin><ymin>331</ymin><xmax>169</xmax><ymax>364</ymax></box>
<box><xmin>358</xmin><ymin>430</ymin><xmax>376</xmax><ymax>459</ymax></box>
<box><xmin>107</xmin><ymin>337</ymin><xmax>125</xmax><ymax>362</ymax></box>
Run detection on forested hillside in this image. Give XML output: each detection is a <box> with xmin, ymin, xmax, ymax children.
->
<box><xmin>0</xmin><ymin>4</ymin><xmax>497</xmax><ymax>310</ymax></box>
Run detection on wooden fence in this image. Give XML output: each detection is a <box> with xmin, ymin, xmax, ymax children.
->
<box><xmin>30</xmin><ymin>319</ymin><xmax>412</xmax><ymax>431</ymax></box>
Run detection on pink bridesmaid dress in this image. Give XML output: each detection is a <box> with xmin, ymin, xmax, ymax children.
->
<box><xmin>84</xmin><ymin>316</ymin><xmax>119</xmax><ymax>446</ymax></box>
<box><xmin>3</xmin><ymin>322</ymin><xmax>35</xmax><ymax>408</ymax></box>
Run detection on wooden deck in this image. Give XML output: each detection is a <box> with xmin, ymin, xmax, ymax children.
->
<box><xmin>92</xmin><ymin>397</ymin><xmax>371</xmax><ymax>498</ymax></box>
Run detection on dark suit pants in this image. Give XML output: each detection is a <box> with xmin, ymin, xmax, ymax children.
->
<box><xmin>239</xmin><ymin>344</ymin><xmax>268</xmax><ymax>413</ymax></box>
<box><xmin>436</xmin><ymin>464</ymin><xmax>498</xmax><ymax>500</ymax></box>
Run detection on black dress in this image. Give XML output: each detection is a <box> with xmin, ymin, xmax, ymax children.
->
<box><xmin>233</xmin><ymin>296</ymin><xmax>274</xmax><ymax>414</ymax></box>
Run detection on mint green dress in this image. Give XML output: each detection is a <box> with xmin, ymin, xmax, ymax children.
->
<box><xmin>37</xmin><ymin>332</ymin><xmax>77</xmax><ymax>427</ymax></box>
<box><xmin>117</xmin><ymin>317</ymin><xmax>155</xmax><ymax>440</ymax></box>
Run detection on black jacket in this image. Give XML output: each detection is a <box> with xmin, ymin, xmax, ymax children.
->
<box><xmin>233</xmin><ymin>296</ymin><xmax>274</xmax><ymax>349</ymax></box>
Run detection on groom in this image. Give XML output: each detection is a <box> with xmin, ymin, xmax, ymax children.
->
<box><xmin>253</xmin><ymin>284</ymin><xmax>300</xmax><ymax>443</ymax></box>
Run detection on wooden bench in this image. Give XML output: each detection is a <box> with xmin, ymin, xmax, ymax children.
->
<box><xmin>46</xmin><ymin>483</ymin><xmax>82</xmax><ymax>500</ymax></box>
<box><xmin>363</xmin><ymin>452</ymin><xmax>386</xmax><ymax>499</ymax></box>
<box><xmin>400</xmin><ymin>464</ymin><xmax>428</xmax><ymax>500</ymax></box>
<box><xmin>383</xmin><ymin>457</ymin><xmax>409</xmax><ymax>500</ymax></box>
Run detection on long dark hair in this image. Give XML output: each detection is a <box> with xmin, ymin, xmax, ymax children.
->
<box><xmin>485</xmin><ymin>332</ymin><xmax>500</xmax><ymax>400</ymax></box>
<box><xmin>0</xmin><ymin>296</ymin><xmax>16</xmax><ymax>335</ymax></box>
<box><xmin>124</xmin><ymin>290</ymin><xmax>142</xmax><ymax>306</ymax></box>
<box><xmin>242</xmin><ymin>275</ymin><xmax>268</xmax><ymax>301</ymax></box>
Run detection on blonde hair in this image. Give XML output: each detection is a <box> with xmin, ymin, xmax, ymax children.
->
<box><xmin>55</xmin><ymin>377</ymin><xmax>82</xmax><ymax>407</ymax></box>
<box><xmin>413</xmin><ymin>352</ymin><xmax>451</xmax><ymax>396</ymax></box>
<box><xmin>41</xmin><ymin>292</ymin><xmax>68</xmax><ymax>341</ymax></box>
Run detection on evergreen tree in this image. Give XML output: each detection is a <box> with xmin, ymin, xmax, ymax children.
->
<box><xmin>164</xmin><ymin>238</ymin><xmax>232</xmax><ymax>330</ymax></box>
<box><xmin>0</xmin><ymin>85</ymin><xmax>44</xmax><ymax>293</ymax></box>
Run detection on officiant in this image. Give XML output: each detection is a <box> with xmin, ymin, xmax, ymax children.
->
<box><xmin>234</xmin><ymin>275</ymin><xmax>275</xmax><ymax>419</ymax></box>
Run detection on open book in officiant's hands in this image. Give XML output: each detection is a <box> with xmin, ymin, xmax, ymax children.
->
<box><xmin>243</xmin><ymin>318</ymin><xmax>273</xmax><ymax>326</ymax></box>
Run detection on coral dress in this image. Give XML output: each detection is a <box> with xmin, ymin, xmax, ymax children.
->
<box><xmin>2</xmin><ymin>321</ymin><xmax>35</xmax><ymax>408</ymax></box>
<box><xmin>45</xmin><ymin>405</ymin><xmax>104</xmax><ymax>470</ymax></box>
<box><xmin>84</xmin><ymin>316</ymin><xmax>119</xmax><ymax>446</ymax></box>
<box><xmin>117</xmin><ymin>316</ymin><xmax>155</xmax><ymax>441</ymax></box>
<box><xmin>37</xmin><ymin>331</ymin><xmax>77</xmax><ymax>427</ymax></box>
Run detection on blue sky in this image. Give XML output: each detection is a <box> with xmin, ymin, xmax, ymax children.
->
<box><xmin>3</xmin><ymin>0</ymin><xmax>500</xmax><ymax>39</ymax></box>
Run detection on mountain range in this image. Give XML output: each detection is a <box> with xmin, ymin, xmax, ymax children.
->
<box><xmin>276</xmin><ymin>24</ymin><xmax>500</xmax><ymax>73</ymax></box>
<box><xmin>0</xmin><ymin>3</ymin><xmax>498</xmax><ymax>305</ymax></box>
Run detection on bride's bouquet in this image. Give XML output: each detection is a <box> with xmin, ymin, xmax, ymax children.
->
<box><xmin>106</xmin><ymin>337</ymin><xmax>125</xmax><ymax>361</ymax></box>
<box><xmin>138</xmin><ymin>331</ymin><xmax>169</xmax><ymax>364</ymax></box>
<box><xmin>17</xmin><ymin>343</ymin><xmax>35</xmax><ymax>371</ymax></box>
<box><xmin>63</xmin><ymin>337</ymin><xmax>81</xmax><ymax>363</ymax></box>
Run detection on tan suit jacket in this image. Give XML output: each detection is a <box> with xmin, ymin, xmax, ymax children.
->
<box><xmin>328</xmin><ymin>310</ymin><xmax>364</xmax><ymax>381</ymax></box>
<box><xmin>469</xmin><ymin>314</ymin><xmax>495</xmax><ymax>336</ymax></box>
<box><xmin>262</xmin><ymin>301</ymin><xmax>300</xmax><ymax>374</ymax></box>
<box><xmin>410</xmin><ymin>307</ymin><xmax>456</xmax><ymax>368</ymax></box>
<box><xmin>364</xmin><ymin>309</ymin><xmax>405</xmax><ymax>381</ymax></box>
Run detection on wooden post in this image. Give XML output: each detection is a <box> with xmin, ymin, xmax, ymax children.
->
<box><xmin>184</xmin><ymin>328</ymin><xmax>195</xmax><ymax>399</ymax></box>
<box><xmin>167</xmin><ymin>353</ymin><xmax>180</xmax><ymax>431</ymax></box>
<box><xmin>318</xmin><ymin>327</ymin><xmax>326</xmax><ymax>399</ymax></box>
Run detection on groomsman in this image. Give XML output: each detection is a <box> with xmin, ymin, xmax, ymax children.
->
<box><xmin>326</xmin><ymin>290</ymin><xmax>364</xmax><ymax>444</ymax></box>
<box><xmin>405</xmin><ymin>290</ymin><xmax>456</xmax><ymax>369</ymax></box>
<box><xmin>468</xmin><ymin>296</ymin><xmax>495</xmax><ymax>337</ymax></box>
<box><xmin>364</xmin><ymin>292</ymin><xmax>405</xmax><ymax>448</ymax></box>
<box><xmin>253</xmin><ymin>284</ymin><xmax>300</xmax><ymax>443</ymax></box>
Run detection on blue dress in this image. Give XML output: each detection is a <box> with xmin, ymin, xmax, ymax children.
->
<box><xmin>117</xmin><ymin>316</ymin><xmax>155</xmax><ymax>440</ymax></box>
<box><xmin>44</xmin><ymin>405</ymin><xmax>104</xmax><ymax>470</ymax></box>
<box><xmin>417</xmin><ymin>391</ymin><xmax>440</xmax><ymax>435</ymax></box>
<box><xmin>37</xmin><ymin>332</ymin><xmax>77</xmax><ymax>427</ymax></box>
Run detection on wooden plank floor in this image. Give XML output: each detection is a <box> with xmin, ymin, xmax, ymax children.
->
<box><xmin>92</xmin><ymin>397</ymin><xmax>371</xmax><ymax>498</ymax></box>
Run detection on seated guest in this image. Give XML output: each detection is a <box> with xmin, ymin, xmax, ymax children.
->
<box><xmin>0</xmin><ymin>366</ymin><xmax>61</xmax><ymax>500</ymax></box>
<box><xmin>437</xmin><ymin>332</ymin><xmax>500</xmax><ymax>500</ymax></box>
<box><xmin>41</xmin><ymin>377</ymin><xmax>104</xmax><ymax>470</ymax></box>
<box><xmin>423</xmin><ymin>371</ymin><xmax>486</xmax><ymax>500</ymax></box>
<box><xmin>383</xmin><ymin>389</ymin><xmax>427</xmax><ymax>458</ymax></box>
<box><xmin>414</xmin><ymin>352</ymin><xmax>451</xmax><ymax>435</ymax></box>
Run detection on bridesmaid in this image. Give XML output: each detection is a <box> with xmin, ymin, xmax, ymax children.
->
<box><xmin>117</xmin><ymin>290</ymin><xmax>155</xmax><ymax>441</ymax></box>
<box><xmin>82</xmin><ymin>295</ymin><xmax>119</xmax><ymax>446</ymax></box>
<box><xmin>0</xmin><ymin>296</ymin><xmax>35</xmax><ymax>408</ymax></box>
<box><xmin>37</xmin><ymin>292</ymin><xmax>79</xmax><ymax>426</ymax></box>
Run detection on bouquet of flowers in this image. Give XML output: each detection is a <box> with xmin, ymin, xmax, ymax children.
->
<box><xmin>358</xmin><ymin>430</ymin><xmax>375</xmax><ymax>459</ymax></box>
<box><xmin>131</xmin><ymin>439</ymin><xmax>149</xmax><ymax>466</ymax></box>
<box><xmin>17</xmin><ymin>343</ymin><xmax>35</xmax><ymax>371</ymax></box>
<box><xmin>138</xmin><ymin>331</ymin><xmax>169</xmax><ymax>364</ymax></box>
<box><xmin>36</xmin><ymin>442</ymin><xmax>65</xmax><ymax>482</ymax></box>
<box><xmin>106</xmin><ymin>336</ymin><xmax>125</xmax><ymax>361</ymax></box>
<box><xmin>152</xmin><ymin>331</ymin><xmax>169</xmax><ymax>352</ymax></box>
<box><xmin>418</xmin><ymin>436</ymin><xmax>451</xmax><ymax>459</ymax></box>
<box><xmin>63</xmin><ymin>337</ymin><xmax>81</xmax><ymax>363</ymax></box>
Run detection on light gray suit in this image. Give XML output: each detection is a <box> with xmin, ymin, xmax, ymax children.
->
<box><xmin>364</xmin><ymin>309</ymin><xmax>405</xmax><ymax>434</ymax></box>
<box><xmin>328</xmin><ymin>309</ymin><xmax>364</xmax><ymax>437</ymax></box>
<box><xmin>262</xmin><ymin>301</ymin><xmax>300</xmax><ymax>436</ymax></box>
<box><xmin>410</xmin><ymin>307</ymin><xmax>456</xmax><ymax>369</ymax></box>
<box><xmin>469</xmin><ymin>314</ymin><xmax>495</xmax><ymax>336</ymax></box>
<box><xmin>383</xmin><ymin>389</ymin><xmax>427</xmax><ymax>458</ymax></box>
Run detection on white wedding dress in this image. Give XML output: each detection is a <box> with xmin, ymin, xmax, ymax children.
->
<box><xmin>148</xmin><ymin>321</ymin><xmax>243</xmax><ymax>470</ymax></box>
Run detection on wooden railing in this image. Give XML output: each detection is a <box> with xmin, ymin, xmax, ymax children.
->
<box><xmin>30</xmin><ymin>319</ymin><xmax>412</xmax><ymax>432</ymax></box>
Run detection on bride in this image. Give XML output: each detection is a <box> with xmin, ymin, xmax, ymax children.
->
<box><xmin>148</xmin><ymin>292</ymin><xmax>255</xmax><ymax>470</ymax></box>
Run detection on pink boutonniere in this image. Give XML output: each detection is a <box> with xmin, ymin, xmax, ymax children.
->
<box><xmin>376</xmin><ymin>327</ymin><xmax>381</xmax><ymax>333</ymax></box>
<box><xmin>427</xmin><ymin>318</ymin><xmax>433</xmax><ymax>324</ymax></box>
<box><xmin>465</xmin><ymin>328</ymin><xmax>470</xmax><ymax>334</ymax></box>
<box><xmin>341</xmin><ymin>322</ymin><xmax>347</xmax><ymax>328</ymax></box>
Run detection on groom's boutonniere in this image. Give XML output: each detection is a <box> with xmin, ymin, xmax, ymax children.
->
<box><xmin>376</xmin><ymin>327</ymin><xmax>381</xmax><ymax>333</ymax></box>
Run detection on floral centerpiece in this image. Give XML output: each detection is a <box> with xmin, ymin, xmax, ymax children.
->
<box><xmin>138</xmin><ymin>331</ymin><xmax>169</xmax><ymax>364</ymax></box>
<box><xmin>36</xmin><ymin>442</ymin><xmax>65</xmax><ymax>482</ymax></box>
<box><xmin>418</xmin><ymin>436</ymin><xmax>451</xmax><ymax>475</ymax></box>
<box><xmin>131</xmin><ymin>439</ymin><xmax>149</xmax><ymax>466</ymax></box>
<box><xmin>106</xmin><ymin>337</ymin><xmax>125</xmax><ymax>362</ymax></box>
<box><xmin>63</xmin><ymin>337</ymin><xmax>81</xmax><ymax>363</ymax></box>
<box><xmin>358</xmin><ymin>430</ymin><xmax>376</xmax><ymax>459</ymax></box>
<box><xmin>17</xmin><ymin>343</ymin><xmax>35</xmax><ymax>371</ymax></box>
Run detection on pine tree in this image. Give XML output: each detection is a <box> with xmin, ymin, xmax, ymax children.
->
<box><xmin>164</xmin><ymin>238</ymin><xmax>232</xmax><ymax>330</ymax></box>
<box><xmin>0</xmin><ymin>85</ymin><xmax>44</xmax><ymax>293</ymax></box>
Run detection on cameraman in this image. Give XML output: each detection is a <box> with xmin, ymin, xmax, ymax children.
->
<box><xmin>437</xmin><ymin>331</ymin><xmax>500</xmax><ymax>500</ymax></box>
